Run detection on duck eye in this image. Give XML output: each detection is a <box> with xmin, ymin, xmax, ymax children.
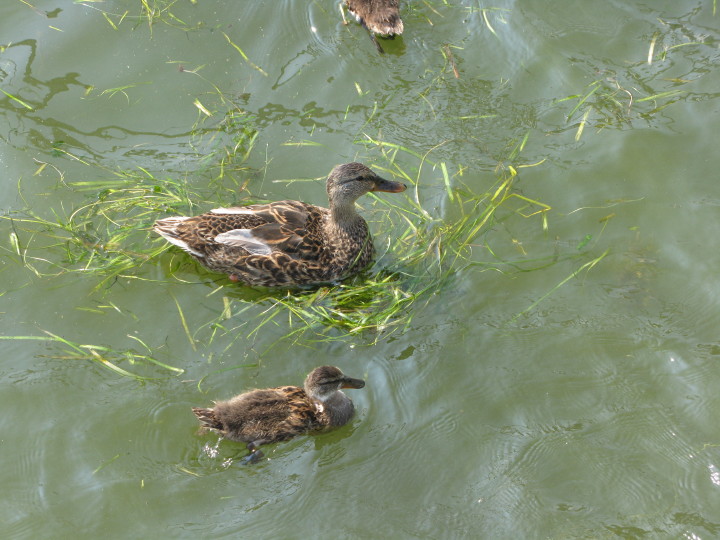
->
<box><xmin>340</xmin><ymin>175</ymin><xmax>364</xmax><ymax>185</ymax></box>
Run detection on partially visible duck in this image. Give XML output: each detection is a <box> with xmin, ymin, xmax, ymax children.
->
<box><xmin>341</xmin><ymin>0</ymin><xmax>404</xmax><ymax>53</ymax></box>
<box><xmin>192</xmin><ymin>366</ymin><xmax>365</xmax><ymax>462</ymax></box>
<box><xmin>153</xmin><ymin>163</ymin><xmax>406</xmax><ymax>287</ymax></box>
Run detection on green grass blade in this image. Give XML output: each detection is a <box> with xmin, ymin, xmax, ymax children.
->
<box><xmin>0</xmin><ymin>88</ymin><xmax>33</xmax><ymax>110</ymax></box>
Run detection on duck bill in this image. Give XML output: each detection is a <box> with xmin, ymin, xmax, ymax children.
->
<box><xmin>341</xmin><ymin>377</ymin><xmax>366</xmax><ymax>389</ymax></box>
<box><xmin>371</xmin><ymin>178</ymin><xmax>407</xmax><ymax>193</ymax></box>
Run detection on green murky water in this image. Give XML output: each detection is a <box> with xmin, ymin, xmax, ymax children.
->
<box><xmin>2</xmin><ymin>1</ymin><xmax>720</xmax><ymax>537</ymax></box>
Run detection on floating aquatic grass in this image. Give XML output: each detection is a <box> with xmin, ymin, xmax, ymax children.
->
<box><xmin>556</xmin><ymin>31</ymin><xmax>702</xmax><ymax>140</ymax></box>
<box><xmin>5</xmin><ymin>167</ymin><xmax>208</xmax><ymax>288</ymax></box>
<box><xmin>4</xmin><ymin>128</ymin><xmax>564</xmax><ymax>351</ymax></box>
<box><xmin>0</xmin><ymin>88</ymin><xmax>34</xmax><ymax>110</ymax></box>
<box><xmin>176</xmin><ymin>134</ymin><xmax>559</xmax><ymax>348</ymax></box>
<box><xmin>0</xmin><ymin>331</ymin><xmax>183</xmax><ymax>380</ymax></box>
<box><xmin>3</xmin><ymin>94</ymin><xmax>611</xmax><ymax>356</ymax></box>
<box><xmin>508</xmin><ymin>249</ymin><xmax>610</xmax><ymax>324</ymax></box>
<box><xmin>78</xmin><ymin>0</ymin><xmax>197</xmax><ymax>33</ymax></box>
<box><xmin>3</xmin><ymin>86</ymin><xmax>258</xmax><ymax>289</ymax></box>
<box><xmin>189</xmin><ymin>105</ymin><xmax>259</xmax><ymax>186</ymax></box>
<box><xmin>100</xmin><ymin>82</ymin><xmax>152</xmax><ymax>103</ymax></box>
<box><xmin>1</xmin><ymin>40</ymin><xmax>603</xmax><ymax>355</ymax></box>
<box><xmin>222</xmin><ymin>32</ymin><xmax>268</xmax><ymax>77</ymax></box>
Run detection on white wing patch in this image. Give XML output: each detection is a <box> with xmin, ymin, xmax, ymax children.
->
<box><xmin>215</xmin><ymin>229</ymin><xmax>272</xmax><ymax>255</ymax></box>
<box><xmin>210</xmin><ymin>207</ymin><xmax>256</xmax><ymax>215</ymax></box>
<box><xmin>160</xmin><ymin>235</ymin><xmax>204</xmax><ymax>258</ymax></box>
<box><xmin>156</xmin><ymin>216</ymin><xmax>191</xmax><ymax>224</ymax></box>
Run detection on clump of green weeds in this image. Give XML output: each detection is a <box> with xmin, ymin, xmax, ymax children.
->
<box><xmin>185</xmin><ymin>133</ymin><xmax>555</xmax><ymax>348</ymax></box>
<box><xmin>5</xmin><ymin>87</ymin><xmax>258</xmax><ymax>289</ymax></box>
<box><xmin>555</xmin><ymin>21</ymin><xmax>712</xmax><ymax>141</ymax></box>
<box><xmin>7</xmin><ymin>167</ymin><xmax>207</xmax><ymax>288</ymax></box>
<box><xmin>75</xmin><ymin>0</ymin><xmax>201</xmax><ymax>34</ymax></box>
<box><xmin>0</xmin><ymin>331</ymin><xmax>183</xmax><ymax>380</ymax></box>
<box><xmin>4</xmin><ymin>130</ymin><xmax>556</xmax><ymax>355</ymax></box>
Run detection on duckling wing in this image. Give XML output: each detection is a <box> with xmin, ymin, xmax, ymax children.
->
<box><xmin>346</xmin><ymin>0</ymin><xmax>403</xmax><ymax>35</ymax></box>
<box><xmin>212</xmin><ymin>386</ymin><xmax>317</xmax><ymax>443</ymax></box>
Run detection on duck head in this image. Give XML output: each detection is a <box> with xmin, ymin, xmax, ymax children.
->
<box><xmin>304</xmin><ymin>365</ymin><xmax>365</xmax><ymax>402</ymax></box>
<box><xmin>326</xmin><ymin>162</ymin><xmax>406</xmax><ymax>211</ymax></box>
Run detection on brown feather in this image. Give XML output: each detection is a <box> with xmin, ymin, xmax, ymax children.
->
<box><xmin>345</xmin><ymin>0</ymin><xmax>404</xmax><ymax>36</ymax></box>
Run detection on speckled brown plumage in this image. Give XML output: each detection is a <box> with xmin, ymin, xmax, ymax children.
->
<box><xmin>153</xmin><ymin>163</ymin><xmax>406</xmax><ymax>287</ymax></box>
<box><xmin>345</xmin><ymin>0</ymin><xmax>403</xmax><ymax>36</ymax></box>
<box><xmin>192</xmin><ymin>366</ymin><xmax>365</xmax><ymax>462</ymax></box>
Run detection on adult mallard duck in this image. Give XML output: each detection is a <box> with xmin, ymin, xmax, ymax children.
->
<box><xmin>192</xmin><ymin>365</ymin><xmax>365</xmax><ymax>463</ymax></box>
<box><xmin>340</xmin><ymin>0</ymin><xmax>404</xmax><ymax>53</ymax></box>
<box><xmin>153</xmin><ymin>162</ymin><xmax>406</xmax><ymax>287</ymax></box>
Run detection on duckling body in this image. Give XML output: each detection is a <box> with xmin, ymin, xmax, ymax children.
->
<box><xmin>193</xmin><ymin>366</ymin><xmax>365</xmax><ymax>462</ymax></box>
<box><xmin>344</xmin><ymin>0</ymin><xmax>404</xmax><ymax>36</ymax></box>
<box><xmin>154</xmin><ymin>163</ymin><xmax>406</xmax><ymax>287</ymax></box>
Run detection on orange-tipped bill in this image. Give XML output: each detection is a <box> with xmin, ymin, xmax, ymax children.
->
<box><xmin>371</xmin><ymin>178</ymin><xmax>407</xmax><ymax>193</ymax></box>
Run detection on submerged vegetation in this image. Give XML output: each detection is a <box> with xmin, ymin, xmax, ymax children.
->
<box><xmin>2</xmin><ymin>120</ymin><xmax>565</xmax><ymax>376</ymax></box>
<box><xmin>1</xmin><ymin>121</ymin><xmax>576</xmax><ymax>377</ymax></box>
<box><xmin>5</xmin><ymin>0</ymin><xmax>702</xmax><ymax>378</ymax></box>
<box><xmin>0</xmin><ymin>331</ymin><xmax>184</xmax><ymax>380</ymax></box>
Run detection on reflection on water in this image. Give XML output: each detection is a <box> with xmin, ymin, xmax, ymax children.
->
<box><xmin>1</xmin><ymin>0</ymin><xmax>720</xmax><ymax>537</ymax></box>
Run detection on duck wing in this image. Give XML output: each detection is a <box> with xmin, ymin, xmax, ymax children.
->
<box><xmin>155</xmin><ymin>200</ymin><xmax>325</xmax><ymax>259</ymax></box>
<box><xmin>215</xmin><ymin>222</ymin><xmax>305</xmax><ymax>257</ymax></box>
<box><xmin>212</xmin><ymin>200</ymin><xmax>327</xmax><ymax>262</ymax></box>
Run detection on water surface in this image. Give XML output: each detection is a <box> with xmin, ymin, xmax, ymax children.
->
<box><xmin>1</xmin><ymin>0</ymin><xmax>720</xmax><ymax>537</ymax></box>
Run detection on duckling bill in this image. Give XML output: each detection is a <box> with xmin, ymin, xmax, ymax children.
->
<box><xmin>192</xmin><ymin>366</ymin><xmax>365</xmax><ymax>463</ymax></box>
<box><xmin>340</xmin><ymin>0</ymin><xmax>404</xmax><ymax>54</ymax></box>
<box><xmin>153</xmin><ymin>163</ymin><xmax>407</xmax><ymax>287</ymax></box>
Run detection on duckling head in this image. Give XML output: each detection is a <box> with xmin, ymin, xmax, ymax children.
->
<box><xmin>304</xmin><ymin>365</ymin><xmax>365</xmax><ymax>402</ymax></box>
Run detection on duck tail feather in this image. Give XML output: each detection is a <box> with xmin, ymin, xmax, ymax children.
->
<box><xmin>192</xmin><ymin>407</ymin><xmax>222</xmax><ymax>430</ymax></box>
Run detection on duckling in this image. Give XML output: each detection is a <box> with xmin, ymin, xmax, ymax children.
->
<box><xmin>192</xmin><ymin>366</ymin><xmax>365</xmax><ymax>463</ymax></box>
<box><xmin>153</xmin><ymin>163</ymin><xmax>406</xmax><ymax>287</ymax></box>
<box><xmin>340</xmin><ymin>0</ymin><xmax>404</xmax><ymax>53</ymax></box>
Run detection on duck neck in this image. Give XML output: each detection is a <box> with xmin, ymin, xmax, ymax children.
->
<box><xmin>314</xmin><ymin>391</ymin><xmax>355</xmax><ymax>427</ymax></box>
<box><xmin>329</xmin><ymin>201</ymin><xmax>363</xmax><ymax>231</ymax></box>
